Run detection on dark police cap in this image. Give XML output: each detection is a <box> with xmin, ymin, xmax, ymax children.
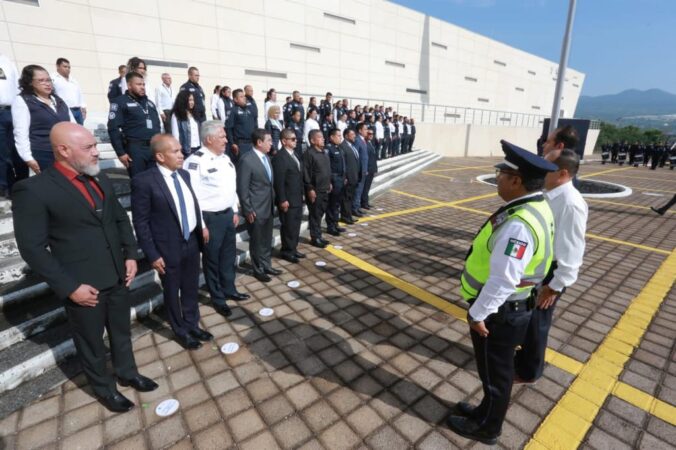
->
<box><xmin>495</xmin><ymin>140</ymin><xmax>558</xmax><ymax>178</ymax></box>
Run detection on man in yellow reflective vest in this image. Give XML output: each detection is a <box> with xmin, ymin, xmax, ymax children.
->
<box><xmin>447</xmin><ymin>140</ymin><xmax>558</xmax><ymax>445</ymax></box>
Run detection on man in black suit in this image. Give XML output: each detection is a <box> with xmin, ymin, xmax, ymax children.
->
<box><xmin>131</xmin><ymin>134</ymin><xmax>212</xmax><ymax>350</ymax></box>
<box><xmin>361</xmin><ymin>129</ymin><xmax>379</xmax><ymax>210</ymax></box>
<box><xmin>303</xmin><ymin>129</ymin><xmax>332</xmax><ymax>248</ymax></box>
<box><xmin>339</xmin><ymin>128</ymin><xmax>360</xmax><ymax>224</ymax></box>
<box><xmin>272</xmin><ymin>128</ymin><xmax>305</xmax><ymax>264</ymax></box>
<box><xmin>352</xmin><ymin>123</ymin><xmax>370</xmax><ymax>217</ymax></box>
<box><xmin>237</xmin><ymin>129</ymin><xmax>282</xmax><ymax>282</ymax></box>
<box><xmin>12</xmin><ymin>123</ymin><xmax>157</xmax><ymax>413</ymax></box>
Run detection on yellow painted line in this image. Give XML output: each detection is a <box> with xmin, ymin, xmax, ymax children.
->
<box><xmin>579</xmin><ymin>167</ymin><xmax>632</xmax><ymax>178</ymax></box>
<box><xmin>587</xmin><ymin>198</ymin><xmax>676</xmax><ymax>214</ymax></box>
<box><xmin>358</xmin><ymin>203</ymin><xmax>448</xmax><ymax>223</ymax></box>
<box><xmin>325</xmin><ymin>235</ymin><xmax>675</xmax><ymax>429</ymax></box>
<box><xmin>444</xmin><ymin>203</ymin><xmax>672</xmax><ymax>255</ymax></box>
<box><xmin>325</xmin><ymin>246</ymin><xmax>468</xmax><ymax>321</ymax></box>
<box><xmin>449</xmin><ymin>192</ymin><xmax>498</xmax><ymax>205</ymax></box>
<box><xmin>585</xmin><ymin>233</ymin><xmax>671</xmax><ymax>255</ymax></box>
<box><xmin>389</xmin><ymin>189</ymin><xmax>444</xmax><ymax>204</ymax></box>
<box><xmin>424</xmin><ymin>165</ymin><xmax>494</xmax><ymax>173</ymax></box>
<box><xmin>526</xmin><ymin>250</ymin><xmax>676</xmax><ymax>449</ymax></box>
<box><xmin>631</xmin><ymin>187</ymin><xmax>676</xmax><ymax>194</ymax></box>
<box><xmin>600</xmin><ymin>172</ymin><xmax>676</xmax><ymax>183</ymax></box>
<box><xmin>422</xmin><ymin>171</ymin><xmax>455</xmax><ymax>180</ymax></box>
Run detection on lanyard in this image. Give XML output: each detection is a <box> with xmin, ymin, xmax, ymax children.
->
<box><xmin>127</xmin><ymin>94</ymin><xmax>149</xmax><ymax>116</ymax></box>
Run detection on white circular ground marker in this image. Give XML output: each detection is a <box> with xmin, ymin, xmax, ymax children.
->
<box><xmin>333</xmin><ymin>245</ymin><xmax>343</xmax><ymax>250</ymax></box>
<box><xmin>376</xmin><ymin>208</ymin><xmax>384</xmax><ymax>211</ymax></box>
<box><xmin>287</xmin><ymin>280</ymin><xmax>301</xmax><ymax>289</ymax></box>
<box><xmin>360</xmin><ymin>223</ymin><xmax>369</xmax><ymax>227</ymax></box>
<box><xmin>348</xmin><ymin>232</ymin><xmax>357</xmax><ymax>237</ymax></box>
<box><xmin>155</xmin><ymin>399</ymin><xmax>179</xmax><ymax>417</ymax></box>
<box><xmin>221</xmin><ymin>342</ymin><xmax>240</xmax><ymax>355</ymax></box>
<box><xmin>315</xmin><ymin>261</ymin><xmax>327</xmax><ymax>267</ymax></box>
<box><xmin>259</xmin><ymin>307</ymin><xmax>275</xmax><ymax>317</ymax></box>
<box><xmin>643</xmin><ymin>192</ymin><xmax>664</xmax><ymax>197</ymax></box>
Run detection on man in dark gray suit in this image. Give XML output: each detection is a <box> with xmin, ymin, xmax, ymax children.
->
<box><xmin>339</xmin><ymin>128</ymin><xmax>360</xmax><ymax>224</ymax></box>
<box><xmin>351</xmin><ymin>123</ymin><xmax>370</xmax><ymax>217</ymax></box>
<box><xmin>236</xmin><ymin>129</ymin><xmax>282</xmax><ymax>282</ymax></box>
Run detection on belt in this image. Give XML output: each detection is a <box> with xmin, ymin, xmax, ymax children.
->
<box><xmin>203</xmin><ymin>207</ymin><xmax>232</xmax><ymax>216</ymax></box>
<box><xmin>501</xmin><ymin>297</ymin><xmax>534</xmax><ymax>313</ymax></box>
<box><xmin>127</xmin><ymin>139</ymin><xmax>151</xmax><ymax>146</ymax></box>
<box><xmin>70</xmin><ymin>107</ymin><xmax>81</xmax><ymax>111</ymax></box>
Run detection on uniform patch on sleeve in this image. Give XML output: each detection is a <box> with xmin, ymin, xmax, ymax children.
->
<box><xmin>188</xmin><ymin>162</ymin><xmax>199</xmax><ymax>170</ymax></box>
<box><xmin>504</xmin><ymin>238</ymin><xmax>527</xmax><ymax>259</ymax></box>
<box><xmin>108</xmin><ymin>112</ymin><xmax>116</xmax><ymax>119</ymax></box>
<box><xmin>109</xmin><ymin>103</ymin><xmax>118</xmax><ymax>112</ymax></box>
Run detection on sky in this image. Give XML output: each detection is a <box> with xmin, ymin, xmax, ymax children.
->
<box><xmin>390</xmin><ymin>0</ymin><xmax>676</xmax><ymax>97</ymax></box>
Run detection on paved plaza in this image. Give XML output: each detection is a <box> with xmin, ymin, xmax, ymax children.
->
<box><xmin>0</xmin><ymin>157</ymin><xmax>674</xmax><ymax>450</ymax></box>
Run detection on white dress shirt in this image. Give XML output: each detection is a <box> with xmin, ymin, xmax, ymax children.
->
<box><xmin>545</xmin><ymin>181</ymin><xmax>588</xmax><ymax>292</ymax></box>
<box><xmin>0</xmin><ymin>54</ymin><xmax>19</xmax><ymax>106</ymax></box>
<box><xmin>51</xmin><ymin>73</ymin><xmax>85</xmax><ymax>108</ymax></box>
<box><xmin>155</xmin><ymin>83</ymin><xmax>175</xmax><ymax>111</ymax></box>
<box><xmin>12</xmin><ymin>95</ymin><xmax>76</xmax><ymax>162</ymax></box>
<box><xmin>184</xmin><ymin>147</ymin><xmax>239</xmax><ymax>215</ymax></box>
<box><xmin>210</xmin><ymin>93</ymin><xmax>220</xmax><ymax>119</ymax></box>
<box><xmin>337</xmin><ymin>120</ymin><xmax>347</xmax><ymax>133</ymax></box>
<box><xmin>157</xmin><ymin>164</ymin><xmax>198</xmax><ymax>234</ymax></box>
<box><xmin>303</xmin><ymin>118</ymin><xmax>320</xmax><ymax>145</ymax></box>
<box><xmin>388</xmin><ymin>122</ymin><xmax>395</xmax><ymax>135</ymax></box>
<box><xmin>254</xmin><ymin>148</ymin><xmax>272</xmax><ymax>181</ymax></box>
<box><xmin>468</xmin><ymin>193</ymin><xmax>541</xmax><ymax>322</ymax></box>
<box><xmin>375</xmin><ymin>121</ymin><xmax>384</xmax><ymax>140</ymax></box>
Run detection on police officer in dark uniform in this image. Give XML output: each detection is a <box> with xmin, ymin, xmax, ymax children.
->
<box><xmin>600</xmin><ymin>143</ymin><xmax>610</xmax><ymax>164</ymax></box>
<box><xmin>346</xmin><ymin>110</ymin><xmax>357</xmax><ymax>131</ymax></box>
<box><xmin>382</xmin><ymin>118</ymin><xmax>391</xmax><ymax>160</ymax></box>
<box><xmin>288</xmin><ymin>91</ymin><xmax>304</xmax><ymax>127</ymax></box>
<box><xmin>107</xmin><ymin>65</ymin><xmax>126</xmax><ymax>103</ymax></box>
<box><xmin>321</xmin><ymin>113</ymin><xmax>334</xmax><ymax>142</ymax></box>
<box><xmin>611</xmin><ymin>141</ymin><xmax>619</xmax><ymax>163</ymax></box>
<box><xmin>319</xmin><ymin>92</ymin><xmax>333</xmax><ymax>124</ymax></box>
<box><xmin>668</xmin><ymin>143</ymin><xmax>676</xmax><ymax>170</ymax></box>
<box><xmin>244</xmin><ymin>84</ymin><xmax>258</xmax><ymax>125</ymax></box>
<box><xmin>107</xmin><ymin>72</ymin><xmax>161</xmax><ymax>177</ymax></box>
<box><xmin>326</xmin><ymin>128</ymin><xmax>346</xmax><ymax>236</ymax></box>
<box><xmin>289</xmin><ymin>109</ymin><xmax>304</xmax><ymax>161</ymax></box>
<box><xmin>644</xmin><ymin>142</ymin><xmax>653</xmax><ymax>167</ymax></box>
<box><xmin>282</xmin><ymin>96</ymin><xmax>292</xmax><ymax>126</ymax></box>
<box><xmin>651</xmin><ymin>142</ymin><xmax>664</xmax><ymax>170</ymax></box>
<box><xmin>303</xmin><ymin>129</ymin><xmax>331</xmax><ymax>248</ymax></box>
<box><xmin>225</xmin><ymin>88</ymin><xmax>256</xmax><ymax>162</ymax></box>
<box><xmin>617</xmin><ymin>141</ymin><xmax>628</xmax><ymax>165</ymax></box>
<box><xmin>180</xmin><ymin>67</ymin><xmax>205</xmax><ymax>121</ymax></box>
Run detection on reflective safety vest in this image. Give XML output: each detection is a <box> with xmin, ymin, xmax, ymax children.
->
<box><xmin>460</xmin><ymin>195</ymin><xmax>555</xmax><ymax>301</ymax></box>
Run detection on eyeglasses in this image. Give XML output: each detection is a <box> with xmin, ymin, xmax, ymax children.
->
<box><xmin>286</xmin><ymin>138</ymin><xmax>297</xmax><ymax>141</ymax></box>
<box><xmin>33</xmin><ymin>78</ymin><xmax>52</xmax><ymax>84</ymax></box>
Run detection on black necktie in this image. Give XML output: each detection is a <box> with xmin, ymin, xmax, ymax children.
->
<box><xmin>75</xmin><ymin>175</ymin><xmax>103</xmax><ymax>212</ymax></box>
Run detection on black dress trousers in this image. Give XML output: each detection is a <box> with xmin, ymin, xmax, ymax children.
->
<box><xmin>202</xmin><ymin>209</ymin><xmax>238</xmax><ymax>307</ymax></box>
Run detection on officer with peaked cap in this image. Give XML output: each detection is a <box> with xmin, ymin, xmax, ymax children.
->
<box><xmin>446</xmin><ymin>140</ymin><xmax>557</xmax><ymax>445</ymax></box>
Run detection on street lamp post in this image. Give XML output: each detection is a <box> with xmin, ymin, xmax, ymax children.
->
<box><xmin>549</xmin><ymin>0</ymin><xmax>577</xmax><ymax>134</ymax></box>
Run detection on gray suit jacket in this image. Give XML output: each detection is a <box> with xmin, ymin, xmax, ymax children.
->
<box><xmin>236</xmin><ymin>149</ymin><xmax>275</xmax><ymax>220</ymax></box>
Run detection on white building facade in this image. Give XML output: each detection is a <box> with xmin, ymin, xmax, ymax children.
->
<box><xmin>0</xmin><ymin>0</ymin><xmax>585</xmax><ymax>126</ymax></box>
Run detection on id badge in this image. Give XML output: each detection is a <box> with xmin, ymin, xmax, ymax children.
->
<box><xmin>146</xmin><ymin>119</ymin><xmax>153</xmax><ymax>129</ymax></box>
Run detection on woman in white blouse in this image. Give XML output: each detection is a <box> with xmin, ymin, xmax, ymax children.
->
<box><xmin>170</xmin><ymin>90</ymin><xmax>203</xmax><ymax>156</ymax></box>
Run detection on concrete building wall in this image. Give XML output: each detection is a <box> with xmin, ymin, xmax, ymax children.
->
<box><xmin>0</xmin><ymin>0</ymin><xmax>585</xmax><ymax>122</ymax></box>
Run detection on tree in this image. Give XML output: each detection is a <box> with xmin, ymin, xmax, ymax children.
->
<box><xmin>594</xmin><ymin>122</ymin><xmax>665</xmax><ymax>152</ymax></box>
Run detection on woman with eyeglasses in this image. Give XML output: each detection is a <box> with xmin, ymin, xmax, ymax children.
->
<box><xmin>12</xmin><ymin>64</ymin><xmax>75</xmax><ymax>176</ymax></box>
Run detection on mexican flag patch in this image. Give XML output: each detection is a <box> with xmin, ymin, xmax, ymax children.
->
<box><xmin>505</xmin><ymin>238</ymin><xmax>527</xmax><ymax>259</ymax></box>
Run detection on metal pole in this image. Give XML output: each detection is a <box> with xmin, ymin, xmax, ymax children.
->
<box><xmin>549</xmin><ymin>0</ymin><xmax>577</xmax><ymax>134</ymax></box>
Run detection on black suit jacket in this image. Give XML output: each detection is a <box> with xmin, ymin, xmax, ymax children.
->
<box><xmin>340</xmin><ymin>140</ymin><xmax>360</xmax><ymax>185</ymax></box>
<box><xmin>272</xmin><ymin>148</ymin><xmax>304</xmax><ymax>208</ymax></box>
<box><xmin>12</xmin><ymin>167</ymin><xmax>138</xmax><ymax>299</ymax></box>
<box><xmin>236</xmin><ymin>150</ymin><xmax>275</xmax><ymax>220</ymax></box>
<box><xmin>366</xmin><ymin>141</ymin><xmax>378</xmax><ymax>174</ymax></box>
<box><xmin>130</xmin><ymin>166</ymin><xmax>203</xmax><ymax>266</ymax></box>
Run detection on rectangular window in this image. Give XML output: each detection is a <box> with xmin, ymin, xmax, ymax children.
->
<box><xmin>515</xmin><ymin>87</ymin><xmax>525</xmax><ymax>92</ymax></box>
<box><xmin>572</xmin><ymin>83</ymin><xmax>580</xmax><ymax>88</ymax></box>
<box><xmin>528</xmin><ymin>70</ymin><xmax>536</xmax><ymax>75</ymax></box>
<box><xmin>144</xmin><ymin>59</ymin><xmax>188</xmax><ymax>69</ymax></box>
<box><xmin>445</xmin><ymin>113</ymin><xmax>461</xmax><ymax>118</ymax></box>
<box><xmin>385</xmin><ymin>60</ymin><xmax>405</xmax><ymax>68</ymax></box>
<box><xmin>290</xmin><ymin>43</ymin><xmax>320</xmax><ymax>53</ymax></box>
<box><xmin>406</xmin><ymin>88</ymin><xmax>427</xmax><ymax>94</ymax></box>
<box><xmin>323</xmin><ymin>12</ymin><xmax>356</xmax><ymax>24</ymax></box>
<box><xmin>431</xmin><ymin>42</ymin><xmax>447</xmax><ymax>50</ymax></box>
<box><xmin>493</xmin><ymin>60</ymin><xmax>507</xmax><ymax>67</ymax></box>
<box><xmin>532</xmin><ymin>106</ymin><xmax>541</xmax><ymax>110</ymax></box>
<box><xmin>5</xmin><ymin>0</ymin><xmax>39</xmax><ymax>5</ymax></box>
<box><xmin>499</xmin><ymin>117</ymin><xmax>511</xmax><ymax>122</ymax></box>
<box><xmin>244</xmin><ymin>69</ymin><xmax>287</xmax><ymax>79</ymax></box>
<box><xmin>477</xmin><ymin>98</ymin><xmax>489</xmax><ymax>103</ymax></box>
<box><xmin>464</xmin><ymin>76</ymin><xmax>478</xmax><ymax>82</ymax></box>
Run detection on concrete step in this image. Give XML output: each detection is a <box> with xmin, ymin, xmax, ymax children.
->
<box><xmin>0</xmin><ymin>148</ymin><xmax>436</xmax><ymax>399</ymax></box>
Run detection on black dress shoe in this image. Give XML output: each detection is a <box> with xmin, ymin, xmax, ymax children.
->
<box><xmin>118</xmin><ymin>374</ymin><xmax>159</xmax><ymax>392</ymax></box>
<box><xmin>99</xmin><ymin>391</ymin><xmax>135</xmax><ymax>413</ymax></box>
<box><xmin>265</xmin><ymin>267</ymin><xmax>283</xmax><ymax>276</ymax></box>
<box><xmin>294</xmin><ymin>251</ymin><xmax>306</xmax><ymax>259</ymax></box>
<box><xmin>225</xmin><ymin>292</ymin><xmax>250</xmax><ymax>301</ymax></box>
<box><xmin>190</xmin><ymin>328</ymin><xmax>214</xmax><ymax>342</ymax></box>
<box><xmin>327</xmin><ymin>229</ymin><xmax>341</xmax><ymax>237</ymax></box>
<box><xmin>340</xmin><ymin>217</ymin><xmax>357</xmax><ymax>224</ymax></box>
<box><xmin>453</xmin><ymin>402</ymin><xmax>476</xmax><ymax>417</ymax></box>
<box><xmin>310</xmin><ymin>239</ymin><xmax>327</xmax><ymax>248</ymax></box>
<box><xmin>337</xmin><ymin>227</ymin><xmax>346</xmax><ymax>232</ymax></box>
<box><xmin>651</xmin><ymin>206</ymin><xmax>665</xmax><ymax>216</ymax></box>
<box><xmin>282</xmin><ymin>254</ymin><xmax>300</xmax><ymax>263</ymax></box>
<box><xmin>214</xmin><ymin>304</ymin><xmax>233</xmax><ymax>317</ymax></box>
<box><xmin>254</xmin><ymin>272</ymin><xmax>272</xmax><ymax>282</ymax></box>
<box><xmin>446</xmin><ymin>416</ymin><xmax>499</xmax><ymax>445</ymax></box>
<box><xmin>362</xmin><ymin>205</ymin><xmax>371</xmax><ymax>210</ymax></box>
<box><xmin>176</xmin><ymin>334</ymin><xmax>202</xmax><ymax>350</ymax></box>
<box><xmin>318</xmin><ymin>237</ymin><xmax>330</xmax><ymax>245</ymax></box>
<box><xmin>352</xmin><ymin>210</ymin><xmax>363</xmax><ymax>217</ymax></box>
